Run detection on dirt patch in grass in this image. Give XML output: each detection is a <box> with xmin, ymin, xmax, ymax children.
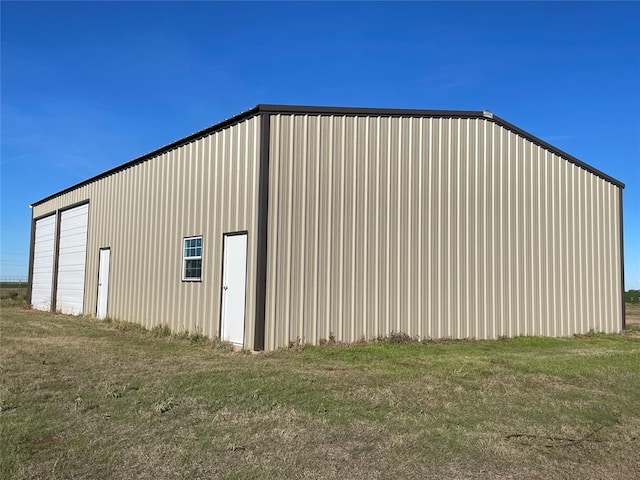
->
<box><xmin>1</xmin><ymin>306</ymin><xmax>639</xmax><ymax>479</ymax></box>
<box><xmin>626</xmin><ymin>303</ymin><xmax>640</xmax><ymax>328</ymax></box>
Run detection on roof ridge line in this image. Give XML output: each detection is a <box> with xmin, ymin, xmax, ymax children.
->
<box><xmin>31</xmin><ymin>104</ymin><xmax>624</xmax><ymax>207</ymax></box>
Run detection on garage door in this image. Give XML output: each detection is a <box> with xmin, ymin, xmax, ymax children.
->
<box><xmin>56</xmin><ymin>204</ymin><xmax>89</xmax><ymax>315</ymax></box>
<box><xmin>31</xmin><ymin>214</ymin><xmax>57</xmax><ymax>311</ymax></box>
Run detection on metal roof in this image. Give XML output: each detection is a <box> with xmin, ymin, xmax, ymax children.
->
<box><xmin>31</xmin><ymin>104</ymin><xmax>624</xmax><ymax>206</ymax></box>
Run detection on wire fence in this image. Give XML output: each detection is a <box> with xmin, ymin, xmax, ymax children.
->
<box><xmin>0</xmin><ymin>277</ymin><xmax>28</xmax><ymax>284</ymax></box>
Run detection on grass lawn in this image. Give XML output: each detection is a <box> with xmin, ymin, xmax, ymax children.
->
<box><xmin>1</xmin><ymin>301</ymin><xmax>639</xmax><ymax>479</ymax></box>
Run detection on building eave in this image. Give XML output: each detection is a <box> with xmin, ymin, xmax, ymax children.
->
<box><xmin>31</xmin><ymin>104</ymin><xmax>624</xmax><ymax>208</ymax></box>
<box><xmin>31</xmin><ymin>105</ymin><xmax>262</xmax><ymax>207</ymax></box>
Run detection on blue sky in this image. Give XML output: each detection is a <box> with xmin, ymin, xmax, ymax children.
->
<box><xmin>1</xmin><ymin>1</ymin><xmax>639</xmax><ymax>288</ymax></box>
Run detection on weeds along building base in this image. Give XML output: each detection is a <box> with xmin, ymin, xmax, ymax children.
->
<box><xmin>28</xmin><ymin>105</ymin><xmax>626</xmax><ymax>350</ymax></box>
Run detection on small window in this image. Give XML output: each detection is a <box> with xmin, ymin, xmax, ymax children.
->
<box><xmin>182</xmin><ymin>236</ymin><xmax>202</xmax><ymax>281</ymax></box>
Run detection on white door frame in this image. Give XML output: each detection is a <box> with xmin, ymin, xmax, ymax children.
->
<box><xmin>96</xmin><ymin>248</ymin><xmax>111</xmax><ymax>319</ymax></box>
<box><xmin>220</xmin><ymin>232</ymin><xmax>248</xmax><ymax>346</ymax></box>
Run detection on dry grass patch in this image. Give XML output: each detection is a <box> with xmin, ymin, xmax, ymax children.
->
<box><xmin>1</xmin><ymin>305</ymin><xmax>639</xmax><ymax>479</ymax></box>
<box><xmin>0</xmin><ymin>283</ymin><xmax>27</xmax><ymax>308</ymax></box>
<box><xmin>626</xmin><ymin>302</ymin><xmax>640</xmax><ymax>329</ymax></box>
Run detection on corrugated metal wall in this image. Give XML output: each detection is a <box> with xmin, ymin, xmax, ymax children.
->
<box><xmin>264</xmin><ymin>114</ymin><xmax>622</xmax><ymax>349</ymax></box>
<box><xmin>32</xmin><ymin>116</ymin><xmax>261</xmax><ymax>348</ymax></box>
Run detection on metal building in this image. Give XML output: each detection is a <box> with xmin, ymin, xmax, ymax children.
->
<box><xmin>28</xmin><ymin>105</ymin><xmax>626</xmax><ymax>350</ymax></box>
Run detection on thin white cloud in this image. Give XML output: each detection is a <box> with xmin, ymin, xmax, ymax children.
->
<box><xmin>0</xmin><ymin>153</ymin><xmax>32</xmax><ymax>165</ymax></box>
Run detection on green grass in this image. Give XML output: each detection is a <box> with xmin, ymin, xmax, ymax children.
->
<box><xmin>1</xmin><ymin>305</ymin><xmax>640</xmax><ymax>479</ymax></box>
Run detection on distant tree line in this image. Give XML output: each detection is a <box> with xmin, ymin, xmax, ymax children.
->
<box><xmin>625</xmin><ymin>290</ymin><xmax>640</xmax><ymax>304</ymax></box>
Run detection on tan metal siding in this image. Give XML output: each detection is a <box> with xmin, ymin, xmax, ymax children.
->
<box><xmin>32</xmin><ymin>116</ymin><xmax>261</xmax><ymax>348</ymax></box>
<box><xmin>265</xmin><ymin>114</ymin><xmax>623</xmax><ymax>350</ymax></box>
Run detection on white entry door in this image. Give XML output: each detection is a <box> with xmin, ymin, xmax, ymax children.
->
<box><xmin>96</xmin><ymin>248</ymin><xmax>111</xmax><ymax>319</ymax></box>
<box><xmin>220</xmin><ymin>233</ymin><xmax>248</xmax><ymax>346</ymax></box>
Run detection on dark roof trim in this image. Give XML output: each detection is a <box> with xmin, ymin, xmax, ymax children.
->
<box><xmin>32</xmin><ymin>104</ymin><xmax>623</xmax><ymax>206</ymax></box>
<box><xmin>490</xmin><ymin>114</ymin><xmax>624</xmax><ymax>188</ymax></box>
<box><xmin>31</xmin><ymin>105</ymin><xmax>262</xmax><ymax>206</ymax></box>
<box><xmin>256</xmin><ymin>104</ymin><xmax>485</xmax><ymax>118</ymax></box>
<box><xmin>259</xmin><ymin>104</ymin><xmax>624</xmax><ymax>188</ymax></box>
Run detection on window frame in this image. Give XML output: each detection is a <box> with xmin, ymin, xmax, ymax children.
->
<box><xmin>182</xmin><ymin>235</ymin><xmax>203</xmax><ymax>282</ymax></box>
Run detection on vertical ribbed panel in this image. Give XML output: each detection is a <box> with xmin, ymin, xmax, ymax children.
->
<box><xmin>31</xmin><ymin>116</ymin><xmax>261</xmax><ymax>349</ymax></box>
<box><xmin>265</xmin><ymin>114</ymin><xmax>623</xmax><ymax>350</ymax></box>
<box><xmin>30</xmin><ymin>111</ymin><xmax>623</xmax><ymax>351</ymax></box>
